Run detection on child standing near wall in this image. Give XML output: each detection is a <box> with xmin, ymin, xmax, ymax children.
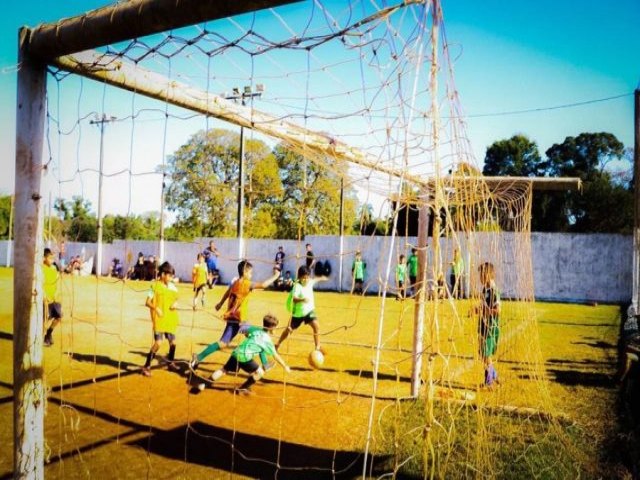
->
<box><xmin>395</xmin><ymin>254</ymin><xmax>407</xmax><ymax>300</ymax></box>
<box><xmin>192</xmin><ymin>253</ymin><xmax>208</xmax><ymax>309</ymax></box>
<box><xmin>351</xmin><ymin>251</ymin><xmax>366</xmax><ymax>295</ymax></box>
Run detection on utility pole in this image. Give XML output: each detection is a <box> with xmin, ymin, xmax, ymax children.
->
<box><xmin>633</xmin><ymin>89</ymin><xmax>640</xmax><ymax>309</ymax></box>
<box><xmin>223</xmin><ymin>85</ymin><xmax>264</xmax><ymax>260</ymax></box>
<box><xmin>90</xmin><ymin>113</ymin><xmax>117</xmax><ymax>276</ymax></box>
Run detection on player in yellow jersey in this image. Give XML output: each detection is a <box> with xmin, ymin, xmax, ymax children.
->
<box><xmin>43</xmin><ymin>248</ymin><xmax>62</xmax><ymax>346</ymax></box>
<box><xmin>141</xmin><ymin>261</ymin><xmax>180</xmax><ymax>377</ymax></box>
<box><xmin>192</xmin><ymin>253</ymin><xmax>208</xmax><ymax>310</ymax></box>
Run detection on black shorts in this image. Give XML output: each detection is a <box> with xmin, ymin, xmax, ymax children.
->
<box><xmin>290</xmin><ymin>312</ymin><xmax>317</xmax><ymax>330</ymax></box>
<box><xmin>47</xmin><ymin>302</ymin><xmax>63</xmax><ymax>320</ymax></box>
<box><xmin>409</xmin><ymin>276</ymin><xmax>417</xmax><ymax>286</ymax></box>
<box><xmin>193</xmin><ymin>284</ymin><xmax>206</xmax><ymax>294</ymax></box>
<box><xmin>224</xmin><ymin>355</ymin><xmax>260</xmax><ymax>374</ymax></box>
<box><xmin>153</xmin><ymin>332</ymin><xmax>176</xmax><ymax>342</ymax></box>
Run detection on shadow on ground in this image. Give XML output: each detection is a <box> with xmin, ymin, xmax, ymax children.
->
<box><xmin>130</xmin><ymin>421</ymin><xmax>393</xmax><ymax>479</ymax></box>
<box><xmin>547</xmin><ymin>369</ymin><xmax>616</xmax><ymax>388</ymax></box>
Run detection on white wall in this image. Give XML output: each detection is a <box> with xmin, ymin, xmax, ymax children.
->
<box><xmin>1</xmin><ymin>233</ymin><xmax>632</xmax><ymax>303</ymax></box>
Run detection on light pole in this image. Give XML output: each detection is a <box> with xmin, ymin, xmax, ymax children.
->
<box><xmin>90</xmin><ymin>113</ymin><xmax>117</xmax><ymax>276</ymax></box>
<box><xmin>223</xmin><ymin>84</ymin><xmax>264</xmax><ymax>259</ymax></box>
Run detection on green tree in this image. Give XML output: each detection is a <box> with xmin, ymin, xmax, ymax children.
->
<box><xmin>356</xmin><ymin>203</ymin><xmax>388</xmax><ymax>235</ymax></box>
<box><xmin>483</xmin><ymin>135</ymin><xmax>543</xmax><ymax>177</ymax></box>
<box><xmin>272</xmin><ymin>143</ymin><xmax>357</xmax><ymax>239</ymax></box>
<box><xmin>543</xmin><ymin>132</ymin><xmax>628</xmax><ymax>232</ymax></box>
<box><xmin>103</xmin><ymin>212</ymin><xmax>161</xmax><ymax>242</ymax></box>
<box><xmin>482</xmin><ymin>135</ymin><xmax>549</xmax><ymax>231</ymax></box>
<box><xmin>53</xmin><ymin>196</ymin><xmax>97</xmax><ymax>242</ymax></box>
<box><xmin>244</xmin><ymin>139</ymin><xmax>283</xmax><ymax>238</ymax></box>
<box><xmin>483</xmin><ymin>132</ymin><xmax>631</xmax><ymax>233</ymax></box>
<box><xmin>165</xmin><ymin>129</ymin><xmax>281</xmax><ymax>239</ymax></box>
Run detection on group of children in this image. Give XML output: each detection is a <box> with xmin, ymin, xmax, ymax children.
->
<box><xmin>42</xmin><ymin>246</ymin><xmax>501</xmax><ymax>391</ymax></box>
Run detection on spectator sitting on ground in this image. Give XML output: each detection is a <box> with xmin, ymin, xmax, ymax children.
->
<box><xmin>282</xmin><ymin>270</ymin><xmax>294</xmax><ymax>291</ymax></box>
<box><xmin>272</xmin><ymin>267</ymin><xmax>285</xmax><ymax>291</ymax></box>
<box><xmin>144</xmin><ymin>255</ymin><xmax>157</xmax><ymax>281</ymax></box>
<box><xmin>109</xmin><ymin>258</ymin><xmax>124</xmax><ymax>278</ymax></box>
<box><xmin>129</xmin><ymin>252</ymin><xmax>146</xmax><ymax>280</ymax></box>
<box><xmin>66</xmin><ymin>255</ymin><xmax>83</xmax><ymax>275</ymax></box>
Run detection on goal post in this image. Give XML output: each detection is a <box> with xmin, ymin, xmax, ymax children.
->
<box><xmin>13</xmin><ymin>2</ymin><xmax>302</xmax><ymax>479</ymax></box>
<box><xmin>13</xmin><ymin>27</ymin><xmax>48</xmax><ymax>480</ymax></box>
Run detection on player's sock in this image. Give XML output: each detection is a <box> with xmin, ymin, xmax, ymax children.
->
<box><xmin>488</xmin><ymin>364</ymin><xmax>498</xmax><ymax>384</ymax></box>
<box><xmin>190</xmin><ymin>353</ymin><xmax>200</xmax><ymax>370</ymax></box>
<box><xmin>168</xmin><ymin>344</ymin><xmax>176</xmax><ymax>361</ymax></box>
<box><xmin>144</xmin><ymin>351</ymin><xmax>155</xmax><ymax>369</ymax></box>
<box><xmin>484</xmin><ymin>365</ymin><xmax>496</xmax><ymax>386</ymax></box>
<box><xmin>199</xmin><ymin>342</ymin><xmax>220</xmax><ymax>360</ymax></box>
<box><xmin>239</xmin><ymin>376</ymin><xmax>257</xmax><ymax>390</ymax></box>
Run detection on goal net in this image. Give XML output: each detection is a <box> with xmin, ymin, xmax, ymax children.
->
<box><xmin>12</xmin><ymin>0</ymin><xmax>583</xmax><ymax>478</ymax></box>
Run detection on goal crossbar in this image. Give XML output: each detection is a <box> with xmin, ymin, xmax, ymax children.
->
<box><xmin>25</xmin><ymin>0</ymin><xmax>302</xmax><ymax>61</ymax></box>
<box><xmin>52</xmin><ymin>51</ymin><xmax>581</xmax><ymax>193</ymax></box>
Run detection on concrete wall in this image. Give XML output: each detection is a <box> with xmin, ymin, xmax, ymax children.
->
<box><xmin>0</xmin><ymin>233</ymin><xmax>632</xmax><ymax>303</ymax></box>
<box><xmin>531</xmin><ymin>233</ymin><xmax>632</xmax><ymax>303</ymax></box>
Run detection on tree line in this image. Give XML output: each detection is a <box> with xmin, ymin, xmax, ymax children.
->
<box><xmin>0</xmin><ymin>129</ymin><xmax>633</xmax><ymax>242</ymax></box>
<box><xmin>483</xmin><ymin>132</ymin><xmax>632</xmax><ymax>233</ymax></box>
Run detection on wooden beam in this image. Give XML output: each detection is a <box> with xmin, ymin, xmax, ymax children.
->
<box><xmin>25</xmin><ymin>0</ymin><xmax>302</xmax><ymax>61</ymax></box>
<box><xmin>52</xmin><ymin>51</ymin><xmax>413</xmax><ymax>183</ymax></box>
<box><xmin>14</xmin><ymin>27</ymin><xmax>47</xmax><ymax>480</ymax></box>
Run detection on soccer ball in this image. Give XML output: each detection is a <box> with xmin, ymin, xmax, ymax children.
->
<box><xmin>308</xmin><ymin>349</ymin><xmax>324</xmax><ymax>369</ymax></box>
<box><xmin>197</xmin><ymin>382</ymin><xmax>206</xmax><ymax>392</ymax></box>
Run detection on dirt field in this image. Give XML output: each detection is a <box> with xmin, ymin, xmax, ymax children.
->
<box><xmin>0</xmin><ymin>267</ymin><xmax>624</xmax><ymax>478</ymax></box>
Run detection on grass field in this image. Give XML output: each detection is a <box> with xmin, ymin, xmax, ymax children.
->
<box><xmin>0</xmin><ymin>267</ymin><xmax>628</xmax><ymax>478</ymax></box>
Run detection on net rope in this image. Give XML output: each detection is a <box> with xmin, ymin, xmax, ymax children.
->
<box><xmin>34</xmin><ymin>0</ymin><xmax>584</xmax><ymax>478</ymax></box>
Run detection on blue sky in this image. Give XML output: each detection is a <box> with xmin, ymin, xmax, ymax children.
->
<box><xmin>0</xmin><ymin>0</ymin><xmax>638</xmax><ymax>217</ymax></box>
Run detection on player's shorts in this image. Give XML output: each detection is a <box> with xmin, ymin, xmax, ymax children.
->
<box><xmin>398</xmin><ymin>281</ymin><xmax>404</xmax><ymax>289</ymax></box>
<box><xmin>409</xmin><ymin>276</ymin><xmax>417</xmax><ymax>286</ymax></box>
<box><xmin>193</xmin><ymin>283</ymin><xmax>206</xmax><ymax>294</ymax></box>
<box><xmin>47</xmin><ymin>302</ymin><xmax>63</xmax><ymax>320</ymax></box>
<box><xmin>224</xmin><ymin>355</ymin><xmax>260</xmax><ymax>374</ymax></box>
<box><xmin>220</xmin><ymin>321</ymin><xmax>241</xmax><ymax>344</ymax></box>
<box><xmin>154</xmin><ymin>332</ymin><xmax>176</xmax><ymax>342</ymax></box>
<box><xmin>480</xmin><ymin>328</ymin><xmax>500</xmax><ymax>358</ymax></box>
<box><xmin>290</xmin><ymin>311</ymin><xmax>317</xmax><ymax>330</ymax></box>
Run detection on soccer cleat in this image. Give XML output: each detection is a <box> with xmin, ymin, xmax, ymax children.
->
<box><xmin>189</xmin><ymin>353</ymin><xmax>200</xmax><ymax>371</ymax></box>
<box><xmin>141</xmin><ymin>367</ymin><xmax>152</xmax><ymax>377</ymax></box>
<box><xmin>43</xmin><ymin>335</ymin><xmax>53</xmax><ymax>347</ymax></box>
<box><xmin>234</xmin><ymin>387</ymin><xmax>253</xmax><ymax>396</ymax></box>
